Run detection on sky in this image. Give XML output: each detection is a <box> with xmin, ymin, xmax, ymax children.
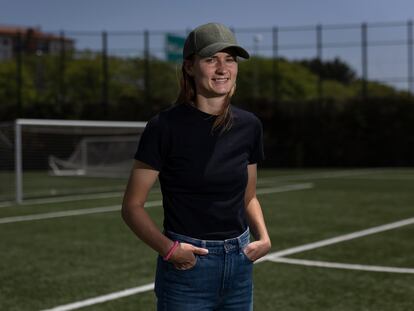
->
<box><xmin>1</xmin><ymin>0</ymin><xmax>413</xmax><ymax>90</ymax></box>
<box><xmin>1</xmin><ymin>0</ymin><xmax>413</xmax><ymax>32</ymax></box>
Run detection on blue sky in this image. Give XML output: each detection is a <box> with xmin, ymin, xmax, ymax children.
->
<box><xmin>1</xmin><ymin>0</ymin><xmax>413</xmax><ymax>90</ymax></box>
<box><xmin>1</xmin><ymin>0</ymin><xmax>413</xmax><ymax>31</ymax></box>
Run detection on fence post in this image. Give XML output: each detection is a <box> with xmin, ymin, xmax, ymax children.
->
<box><xmin>144</xmin><ymin>30</ymin><xmax>150</xmax><ymax>101</ymax></box>
<box><xmin>16</xmin><ymin>31</ymin><xmax>23</xmax><ymax>117</ymax></box>
<box><xmin>272</xmin><ymin>26</ymin><xmax>279</xmax><ymax>101</ymax></box>
<box><xmin>102</xmin><ymin>31</ymin><xmax>108</xmax><ymax>117</ymax></box>
<box><xmin>361</xmin><ymin>22</ymin><xmax>368</xmax><ymax>98</ymax></box>
<box><xmin>316</xmin><ymin>24</ymin><xmax>323</xmax><ymax>101</ymax></box>
<box><xmin>408</xmin><ymin>20</ymin><xmax>413</xmax><ymax>94</ymax></box>
<box><xmin>59</xmin><ymin>30</ymin><xmax>66</xmax><ymax>106</ymax></box>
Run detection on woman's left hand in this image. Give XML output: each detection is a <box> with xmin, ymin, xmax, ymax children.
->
<box><xmin>243</xmin><ymin>239</ymin><xmax>271</xmax><ymax>262</ymax></box>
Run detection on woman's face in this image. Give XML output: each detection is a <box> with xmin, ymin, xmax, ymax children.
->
<box><xmin>185</xmin><ymin>50</ymin><xmax>238</xmax><ymax>99</ymax></box>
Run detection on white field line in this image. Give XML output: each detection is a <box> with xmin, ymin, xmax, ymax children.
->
<box><xmin>257</xmin><ymin>168</ymin><xmax>388</xmax><ymax>185</ymax></box>
<box><xmin>256</xmin><ymin>216</ymin><xmax>414</xmax><ymax>262</ymax></box>
<box><xmin>1</xmin><ymin>168</ymin><xmax>376</xmax><ymax>208</ymax></box>
<box><xmin>41</xmin><ymin>283</ymin><xmax>154</xmax><ymax>311</ymax></box>
<box><xmin>0</xmin><ymin>191</ymin><xmax>124</xmax><ymax>208</ymax></box>
<box><xmin>40</xmin><ymin>214</ymin><xmax>414</xmax><ymax>311</ymax></box>
<box><xmin>269</xmin><ymin>257</ymin><xmax>414</xmax><ymax>274</ymax></box>
<box><xmin>339</xmin><ymin>175</ymin><xmax>414</xmax><ymax>181</ymax></box>
<box><xmin>0</xmin><ymin>184</ymin><xmax>312</xmax><ymax>225</ymax></box>
<box><xmin>256</xmin><ymin>183</ymin><xmax>313</xmax><ymax>194</ymax></box>
<box><xmin>0</xmin><ymin>201</ymin><xmax>162</xmax><ymax>225</ymax></box>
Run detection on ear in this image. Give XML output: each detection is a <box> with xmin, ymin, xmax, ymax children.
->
<box><xmin>183</xmin><ymin>59</ymin><xmax>194</xmax><ymax>77</ymax></box>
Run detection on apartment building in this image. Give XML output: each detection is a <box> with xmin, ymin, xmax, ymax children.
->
<box><xmin>0</xmin><ymin>25</ymin><xmax>74</xmax><ymax>61</ymax></box>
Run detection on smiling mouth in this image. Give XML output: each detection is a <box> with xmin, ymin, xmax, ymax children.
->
<box><xmin>212</xmin><ymin>78</ymin><xmax>230</xmax><ymax>82</ymax></box>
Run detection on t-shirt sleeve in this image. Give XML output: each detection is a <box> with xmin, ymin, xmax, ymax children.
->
<box><xmin>134</xmin><ymin>114</ymin><xmax>165</xmax><ymax>171</ymax></box>
<box><xmin>248</xmin><ymin>117</ymin><xmax>265</xmax><ymax>164</ymax></box>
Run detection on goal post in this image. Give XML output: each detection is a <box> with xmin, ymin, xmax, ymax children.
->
<box><xmin>0</xmin><ymin>122</ymin><xmax>15</xmax><ymax>204</ymax></box>
<box><xmin>14</xmin><ymin>119</ymin><xmax>146</xmax><ymax>204</ymax></box>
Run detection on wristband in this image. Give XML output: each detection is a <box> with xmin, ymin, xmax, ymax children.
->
<box><xmin>163</xmin><ymin>241</ymin><xmax>180</xmax><ymax>261</ymax></box>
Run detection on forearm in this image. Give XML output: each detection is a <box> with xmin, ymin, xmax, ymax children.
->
<box><xmin>121</xmin><ymin>203</ymin><xmax>173</xmax><ymax>257</ymax></box>
<box><xmin>245</xmin><ymin>197</ymin><xmax>271</xmax><ymax>244</ymax></box>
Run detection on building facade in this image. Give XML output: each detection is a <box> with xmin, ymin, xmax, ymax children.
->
<box><xmin>0</xmin><ymin>25</ymin><xmax>74</xmax><ymax>61</ymax></box>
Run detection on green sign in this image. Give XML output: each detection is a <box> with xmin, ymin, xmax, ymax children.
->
<box><xmin>166</xmin><ymin>33</ymin><xmax>185</xmax><ymax>62</ymax></box>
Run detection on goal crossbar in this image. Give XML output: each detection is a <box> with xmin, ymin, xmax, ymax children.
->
<box><xmin>15</xmin><ymin>119</ymin><xmax>146</xmax><ymax>128</ymax></box>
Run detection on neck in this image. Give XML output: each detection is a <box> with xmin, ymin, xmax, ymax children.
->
<box><xmin>195</xmin><ymin>94</ymin><xmax>227</xmax><ymax>116</ymax></box>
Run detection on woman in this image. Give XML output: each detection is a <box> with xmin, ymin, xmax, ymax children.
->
<box><xmin>122</xmin><ymin>22</ymin><xmax>271</xmax><ymax>310</ymax></box>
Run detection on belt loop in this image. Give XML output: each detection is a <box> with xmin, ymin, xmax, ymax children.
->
<box><xmin>237</xmin><ymin>234</ymin><xmax>243</xmax><ymax>250</ymax></box>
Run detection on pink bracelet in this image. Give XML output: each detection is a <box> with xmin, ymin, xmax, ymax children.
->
<box><xmin>163</xmin><ymin>241</ymin><xmax>180</xmax><ymax>261</ymax></box>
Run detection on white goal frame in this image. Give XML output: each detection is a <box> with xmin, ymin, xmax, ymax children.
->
<box><xmin>14</xmin><ymin>119</ymin><xmax>146</xmax><ymax>204</ymax></box>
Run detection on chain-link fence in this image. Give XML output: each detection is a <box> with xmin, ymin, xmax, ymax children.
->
<box><xmin>1</xmin><ymin>20</ymin><xmax>413</xmax><ymax>119</ymax></box>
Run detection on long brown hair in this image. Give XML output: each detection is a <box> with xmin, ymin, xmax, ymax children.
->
<box><xmin>174</xmin><ymin>57</ymin><xmax>235</xmax><ymax>134</ymax></box>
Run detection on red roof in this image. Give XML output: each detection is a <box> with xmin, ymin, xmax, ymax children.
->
<box><xmin>0</xmin><ymin>25</ymin><xmax>73</xmax><ymax>42</ymax></box>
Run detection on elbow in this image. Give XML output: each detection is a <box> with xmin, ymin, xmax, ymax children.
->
<box><xmin>121</xmin><ymin>198</ymin><xmax>134</xmax><ymax>223</ymax></box>
<box><xmin>121</xmin><ymin>200</ymin><xmax>145</xmax><ymax>223</ymax></box>
<box><xmin>121</xmin><ymin>202</ymin><xmax>129</xmax><ymax>223</ymax></box>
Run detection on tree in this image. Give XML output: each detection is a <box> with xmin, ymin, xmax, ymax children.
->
<box><xmin>298</xmin><ymin>57</ymin><xmax>357</xmax><ymax>84</ymax></box>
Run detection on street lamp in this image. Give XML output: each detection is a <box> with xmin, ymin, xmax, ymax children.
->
<box><xmin>253</xmin><ymin>34</ymin><xmax>263</xmax><ymax>56</ymax></box>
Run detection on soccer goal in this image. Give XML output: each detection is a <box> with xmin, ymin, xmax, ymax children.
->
<box><xmin>14</xmin><ymin>119</ymin><xmax>146</xmax><ymax>204</ymax></box>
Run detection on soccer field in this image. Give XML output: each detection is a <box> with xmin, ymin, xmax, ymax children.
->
<box><xmin>1</xmin><ymin>168</ymin><xmax>414</xmax><ymax>311</ymax></box>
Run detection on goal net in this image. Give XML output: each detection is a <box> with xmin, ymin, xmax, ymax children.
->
<box><xmin>14</xmin><ymin>119</ymin><xmax>146</xmax><ymax>203</ymax></box>
<box><xmin>48</xmin><ymin>135</ymin><xmax>139</xmax><ymax>178</ymax></box>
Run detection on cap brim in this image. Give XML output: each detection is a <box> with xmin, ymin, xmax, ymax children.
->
<box><xmin>198</xmin><ymin>42</ymin><xmax>250</xmax><ymax>59</ymax></box>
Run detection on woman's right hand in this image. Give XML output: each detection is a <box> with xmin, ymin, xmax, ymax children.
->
<box><xmin>169</xmin><ymin>242</ymin><xmax>209</xmax><ymax>270</ymax></box>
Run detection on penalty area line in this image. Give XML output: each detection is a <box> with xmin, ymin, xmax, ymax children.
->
<box><xmin>270</xmin><ymin>257</ymin><xmax>414</xmax><ymax>274</ymax></box>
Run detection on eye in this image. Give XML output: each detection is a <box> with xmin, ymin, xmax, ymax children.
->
<box><xmin>205</xmin><ymin>57</ymin><xmax>215</xmax><ymax>63</ymax></box>
<box><xmin>226</xmin><ymin>57</ymin><xmax>237</xmax><ymax>63</ymax></box>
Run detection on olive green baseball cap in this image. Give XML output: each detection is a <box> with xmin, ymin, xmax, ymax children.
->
<box><xmin>183</xmin><ymin>23</ymin><xmax>250</xmax><ymax>59</ymax></box>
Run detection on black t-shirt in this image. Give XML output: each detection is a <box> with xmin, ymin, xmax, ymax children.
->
<box><xmin>134</xmin><ymin>102</ymin><xmax>264</xmax><ymax>240</ymax></box>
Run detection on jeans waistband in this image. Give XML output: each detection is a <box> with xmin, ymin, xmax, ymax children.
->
<box><xmin>165</xmin><ymin>228</ymin><xmax>250</xmax><ymax>253</ymax></box>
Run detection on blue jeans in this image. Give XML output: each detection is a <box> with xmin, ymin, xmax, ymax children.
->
<box><xmin>155</xmin><ymin>229</ymin><xmax>254</xmax><ymax>311</ymax></box>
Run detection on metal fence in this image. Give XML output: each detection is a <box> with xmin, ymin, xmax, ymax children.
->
<box><xmin>3</xmin><ymin>20</ymin><xmax>414</xmax><ymax>117</ymax></box>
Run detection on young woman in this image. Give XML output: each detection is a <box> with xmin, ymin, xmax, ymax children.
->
<box><xmin>122</xmin><ymin>22</ymin><xmax>271</xmax><ymax>311</ymax></box>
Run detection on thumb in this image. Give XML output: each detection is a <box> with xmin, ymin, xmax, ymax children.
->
<box><xmin>192</xmin><ymin>246</ymin><xmax>209</xmax><ymax>255</ymax></box>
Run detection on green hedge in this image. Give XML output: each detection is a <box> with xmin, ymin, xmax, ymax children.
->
<box><xmin>239</xmin><ymin>96</ymin><xmax>414</xmax><ymax>167</ymax></box>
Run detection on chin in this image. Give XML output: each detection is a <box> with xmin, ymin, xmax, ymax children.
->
<box><xmin>212</xmin><ymin>87</ymin><xmax>231</xmax><ymax>95</ymax></box>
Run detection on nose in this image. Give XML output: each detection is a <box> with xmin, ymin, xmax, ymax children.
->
<box><xmin>215</xmin><ymin>59</ymin><xmax>228</xmax><ymax>74</ymax></box>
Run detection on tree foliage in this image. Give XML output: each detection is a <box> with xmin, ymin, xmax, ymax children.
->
<box><xmin>297</xmin><ymin>57</ymin><xmax>357</xmax><ymax>84</ymax></box>
<box><xmin>0</xmin><ymin>53</ymin><xmax>410</xmax><ymax>121</ymax></box>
